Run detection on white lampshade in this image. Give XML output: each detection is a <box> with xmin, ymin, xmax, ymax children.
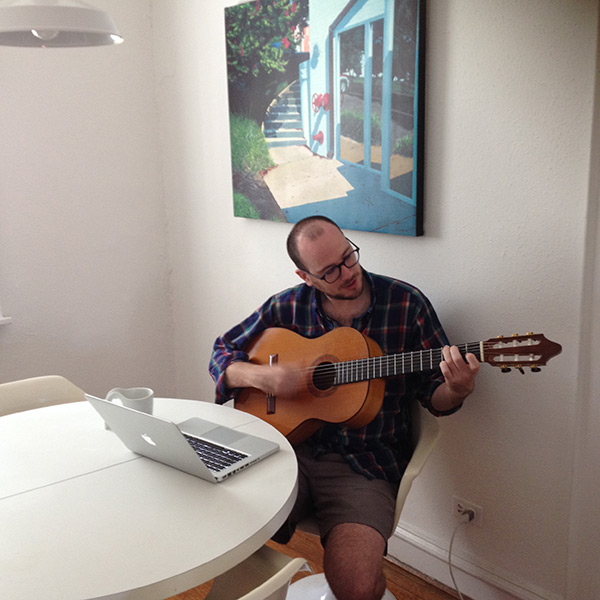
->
<box><xmin>0</xmin><ymin>0</ymin><xmax>123</xmax><ymax>47</ymax></box>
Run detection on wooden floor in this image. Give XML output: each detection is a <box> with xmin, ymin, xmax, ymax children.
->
<box><xmin>168</xmin><ymin>530</ymin><xmax>462</xmax><ymax>600</ymax></box>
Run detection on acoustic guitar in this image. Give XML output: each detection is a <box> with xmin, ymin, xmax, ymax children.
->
<box><xmin>235</xmin><ymin>327</ymin><xmax>562</xmax><ymax>445</ymax></box>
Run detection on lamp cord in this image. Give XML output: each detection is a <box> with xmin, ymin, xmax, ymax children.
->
<box><xmin>448</xmin><ymin>516</ymin><xmax>471</xmax><ymax>600</ymax></box>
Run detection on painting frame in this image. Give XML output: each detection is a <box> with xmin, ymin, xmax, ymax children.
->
<box><xmin>225</xmin><ymin>0</ymin><xmax>426</xmax><ymax>237</ymax></box>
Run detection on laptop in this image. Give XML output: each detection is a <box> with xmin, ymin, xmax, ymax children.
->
<box><xmin>85</xmin><ymin>394</ymin><xmax>279</xmax><ymax>482</ymax></box>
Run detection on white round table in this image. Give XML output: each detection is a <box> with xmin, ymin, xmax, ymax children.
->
<box><xmin>0</xmin><ymin>398</ymin><xmax>298</xmax><ymax>599</ymax></box>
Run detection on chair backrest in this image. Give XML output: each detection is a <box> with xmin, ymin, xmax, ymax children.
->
<box><xmin>0</xmin><ymin>375</ymin><xmax>85</xmax><ymax>417</ymax></box>
<box><xmin>298</xmin><ymin>401</ymin><xmax>441</xmax><ymax>537</ymax></box>
<box><xmin>393</xmin><ymin>402</ymin><xmax>441</xmax><ymax>528</ymax></box>
<box><xmin>205</xmin><ymin>545</ymin><xmax>310</xmax><ymax>600</ymax></box>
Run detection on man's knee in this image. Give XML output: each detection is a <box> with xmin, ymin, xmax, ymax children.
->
<box><xmin>323</xmin><ymin>523</ymin><xmax>387</xmax><ymax>600</ymax></box>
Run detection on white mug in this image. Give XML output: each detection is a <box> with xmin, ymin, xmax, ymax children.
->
<box><xmin>104</xmin><ymin>387</ymin><xmax>154</xmax><ymax>429</ymax></box>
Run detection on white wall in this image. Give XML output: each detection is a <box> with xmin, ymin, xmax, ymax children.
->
<box><xmin>153</xmin><ymin>1</ymin><xmax>599</xmax><ymax>599</ymax></box>
<box><xmin>0</xmin><ymin>1</ymin><xmax>598</xmax><ymax>599</ymax></box>
<box><xmin>0</xmin><ymin>0</ymin><xmax>175</xmax><ymax>396</ymax></box>
<box><xmin>567</xmin><ymin>11</ymin><xmax>600</xmax><ymax>598</ymax></box>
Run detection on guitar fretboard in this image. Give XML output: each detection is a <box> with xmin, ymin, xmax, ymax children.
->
<box><xmin>331</xmin><ymin>342</ymin><xmax>484</xmax><ymax>385</ymax></box>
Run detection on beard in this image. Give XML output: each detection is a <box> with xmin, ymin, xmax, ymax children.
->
<box><xmin>322</xmin><ymin>271</ymin><xmax>365</xmax><ymax>301</ymax></box>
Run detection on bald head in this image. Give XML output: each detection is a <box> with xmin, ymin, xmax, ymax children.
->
<box><xmin>287</xmin><ymin>216</ymin><xmax>342</xmax><ymax>271</ymax></box>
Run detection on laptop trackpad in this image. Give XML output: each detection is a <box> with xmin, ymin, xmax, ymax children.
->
<box><xmin>178</xmin><ymin>418</ymin><xmax>245</xmax><ymax>445</ymax></box>
<box><xmin>204</xmin><ymin>426</ymin><xmax>246</xmax><ymax>445</ymax></box>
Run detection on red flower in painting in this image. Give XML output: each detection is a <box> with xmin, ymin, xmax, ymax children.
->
<box><xmin>281</xmin><ymin>37</ymin><xmax>290</xmax><ymax>49</ymax></box>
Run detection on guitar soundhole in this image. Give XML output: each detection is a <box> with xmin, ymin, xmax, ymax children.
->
<box><xmin>312</xmin><ymin>362</ymin><xmax>336</xmax><ymax>391</ymax></box>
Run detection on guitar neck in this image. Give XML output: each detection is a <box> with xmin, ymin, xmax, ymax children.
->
<box><xmin>333</xmin><ymin>342</ymin><xmax>483</xmax><ymax>385</ymax></box>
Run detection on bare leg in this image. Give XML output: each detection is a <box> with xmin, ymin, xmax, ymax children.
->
<box><xmin>323</xmin><ymin>522</ymin><xmax>387</xmax><ymax>600</ymax></box>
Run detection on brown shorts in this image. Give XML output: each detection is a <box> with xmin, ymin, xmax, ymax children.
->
<box><xmin>272</xmin><ymin>443</ymin><xmax>399</xmax><ymax>547</ymax></box>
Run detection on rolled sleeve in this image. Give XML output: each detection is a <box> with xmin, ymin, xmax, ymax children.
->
<box><xmin>208</xmin><ymin>289</ymin><xmax>301</xmax><ymax>403</ymax></box>
<box><xmin>209</xmin><ymin>346</ymin><xmax>249</xmax><ymax>404</ymax></box>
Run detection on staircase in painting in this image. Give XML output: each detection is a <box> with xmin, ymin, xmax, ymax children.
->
<box><xmin>264</xmin><ymin>81</ymin><xmax>307</xmax><ymax>149</ymax></box>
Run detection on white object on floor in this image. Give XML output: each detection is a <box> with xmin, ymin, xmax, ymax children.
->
<box><xmin>286</xmin><ymin>572</ymin><xmax>397</xmax><ymax>600</ymax></box>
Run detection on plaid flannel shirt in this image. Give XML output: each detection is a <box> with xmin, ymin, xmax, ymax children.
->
<box><xmin>209</xmin><ymin>270</ymin><xmax>454</xmax><ymax>482</ymax></box>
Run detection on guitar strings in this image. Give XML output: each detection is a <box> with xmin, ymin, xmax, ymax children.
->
<box><xmin>293</xmin><ymin>341</ymin><xmax>532</xmax><ymax>388</ymax></box>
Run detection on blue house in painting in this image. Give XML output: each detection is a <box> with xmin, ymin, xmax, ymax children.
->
<box><xmin>258</xmin><ymin>0</ymin><xmax>424</xmax><ymax>236</ymax></box>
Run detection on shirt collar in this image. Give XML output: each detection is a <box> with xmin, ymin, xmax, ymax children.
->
<box><xmin>313</xmin><ymin>268</ymin><xmax>375</xmax><ymax>327</ymax></box>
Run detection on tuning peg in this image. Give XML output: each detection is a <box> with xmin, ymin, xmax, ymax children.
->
<box><xmin>517</xmin><ymin>367</ymin><xmax>525</xmax><ymax>375</ymax></box>
<box><xmin>530</xmin><ymin>366</ymin><xmax>541</xmax><ymax>373</ymax></box>
<box><xmin>501</xmin><ymin>366</ymin><xmax>511</xmax><ymax>373</ymax></box>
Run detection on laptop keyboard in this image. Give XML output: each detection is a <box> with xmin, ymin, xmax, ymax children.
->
<box><xmin>183</xmin><ymin>434</ymin><xmax>248</xmax><ymax>472</ymax></box>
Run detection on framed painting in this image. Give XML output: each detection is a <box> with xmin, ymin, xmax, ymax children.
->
<box><xmin>225</xmin><ymin>0</ymin><xmax>426</xmax><ymax>236</ymax></box>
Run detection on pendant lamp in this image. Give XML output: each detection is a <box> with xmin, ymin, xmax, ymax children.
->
<box><xmin>0</xmin><ymin>0</ymin><xmax>123</xmax><ymax>47</ymax></box>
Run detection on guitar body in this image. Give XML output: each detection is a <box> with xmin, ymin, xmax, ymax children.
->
<box><xmin>236</xmin><ymin>328</ymin><xmax>385</xmax><ymax>445</ymax></box>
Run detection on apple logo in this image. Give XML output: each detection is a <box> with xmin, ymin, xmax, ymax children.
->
<box><xmin>141</xmin><ymin>433</ymin><xmax>157</xmax><ymax>446</ymax></box>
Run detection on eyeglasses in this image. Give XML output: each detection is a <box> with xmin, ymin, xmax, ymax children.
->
<box><xmin>303</xmin><ymin>238</ymin><xmax>360</xmax><ymax>284</ymax></box>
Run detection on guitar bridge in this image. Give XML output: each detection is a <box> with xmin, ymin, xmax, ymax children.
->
<box><xmin>267</xmin><ymin>353</ymin><xmax>278</xmax><ymax>414</ymax></box>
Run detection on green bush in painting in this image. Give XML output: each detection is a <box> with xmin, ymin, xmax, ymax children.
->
<box><xmin>394</xmin><ymin>134</ymin><xmax>414</xmax><ymax>158</ymax></box>
<box><xmin>230</xmin><ymin>113</ymin><xmax>274</xmax><ymax>175</ymax></box>
<box><xmin>233</xmin><ymin>191</ymin><xmax>260</xmax><ymax>219</ymax></box>
<box><xmin>340</xmin><ymin>110</ymin><xmax>382</xmax><ymax>145</ymax></box>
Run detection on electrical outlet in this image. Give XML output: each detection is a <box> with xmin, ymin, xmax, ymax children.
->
<box><xmin>452</xmin><ymin>496</ymin><xmax>483</xmax><ymax>527</ymax></box>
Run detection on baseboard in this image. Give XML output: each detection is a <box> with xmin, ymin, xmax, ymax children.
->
<box><xmin>388</xmin><ymin>524</ymin><xmax>563</xmax><ymax>600</ymax></box>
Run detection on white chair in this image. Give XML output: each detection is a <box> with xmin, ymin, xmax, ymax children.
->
<box><xmin>204</xmin><ymin>544</ymin><xmax>311</xmax><ymax>600</ymax></box>
<box><xmin>286</xmin><ymin>402</ymin><xmax>441</xmax><ymax>600</ymax></box>
<box><xmin>0</xmin><ymin>375</ymin><xmax>85</xmax><ymax>416</ymax></box>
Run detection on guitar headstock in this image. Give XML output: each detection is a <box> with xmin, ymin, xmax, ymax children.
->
<box><xmin>482</xmin><ymin>333</ymin><xmax>562</xmax><ymax>373</ymax></box>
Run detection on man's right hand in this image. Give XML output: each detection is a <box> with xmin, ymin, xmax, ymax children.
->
<box><xmin>224</xmin><ymin>361</ymin><xmax>304</xmax><ymax>399</ymax></box>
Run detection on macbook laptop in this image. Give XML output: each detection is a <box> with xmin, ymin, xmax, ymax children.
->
<box><xmin>86</xmin><ymin>394</ymin><xmax>279</xmax><ymax>482</ymax></box>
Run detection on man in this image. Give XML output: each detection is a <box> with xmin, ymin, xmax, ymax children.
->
<box><xmin>209</xmin><ymin>216</ymin><xmax>479</xmax><ymax>600</ymax></box>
